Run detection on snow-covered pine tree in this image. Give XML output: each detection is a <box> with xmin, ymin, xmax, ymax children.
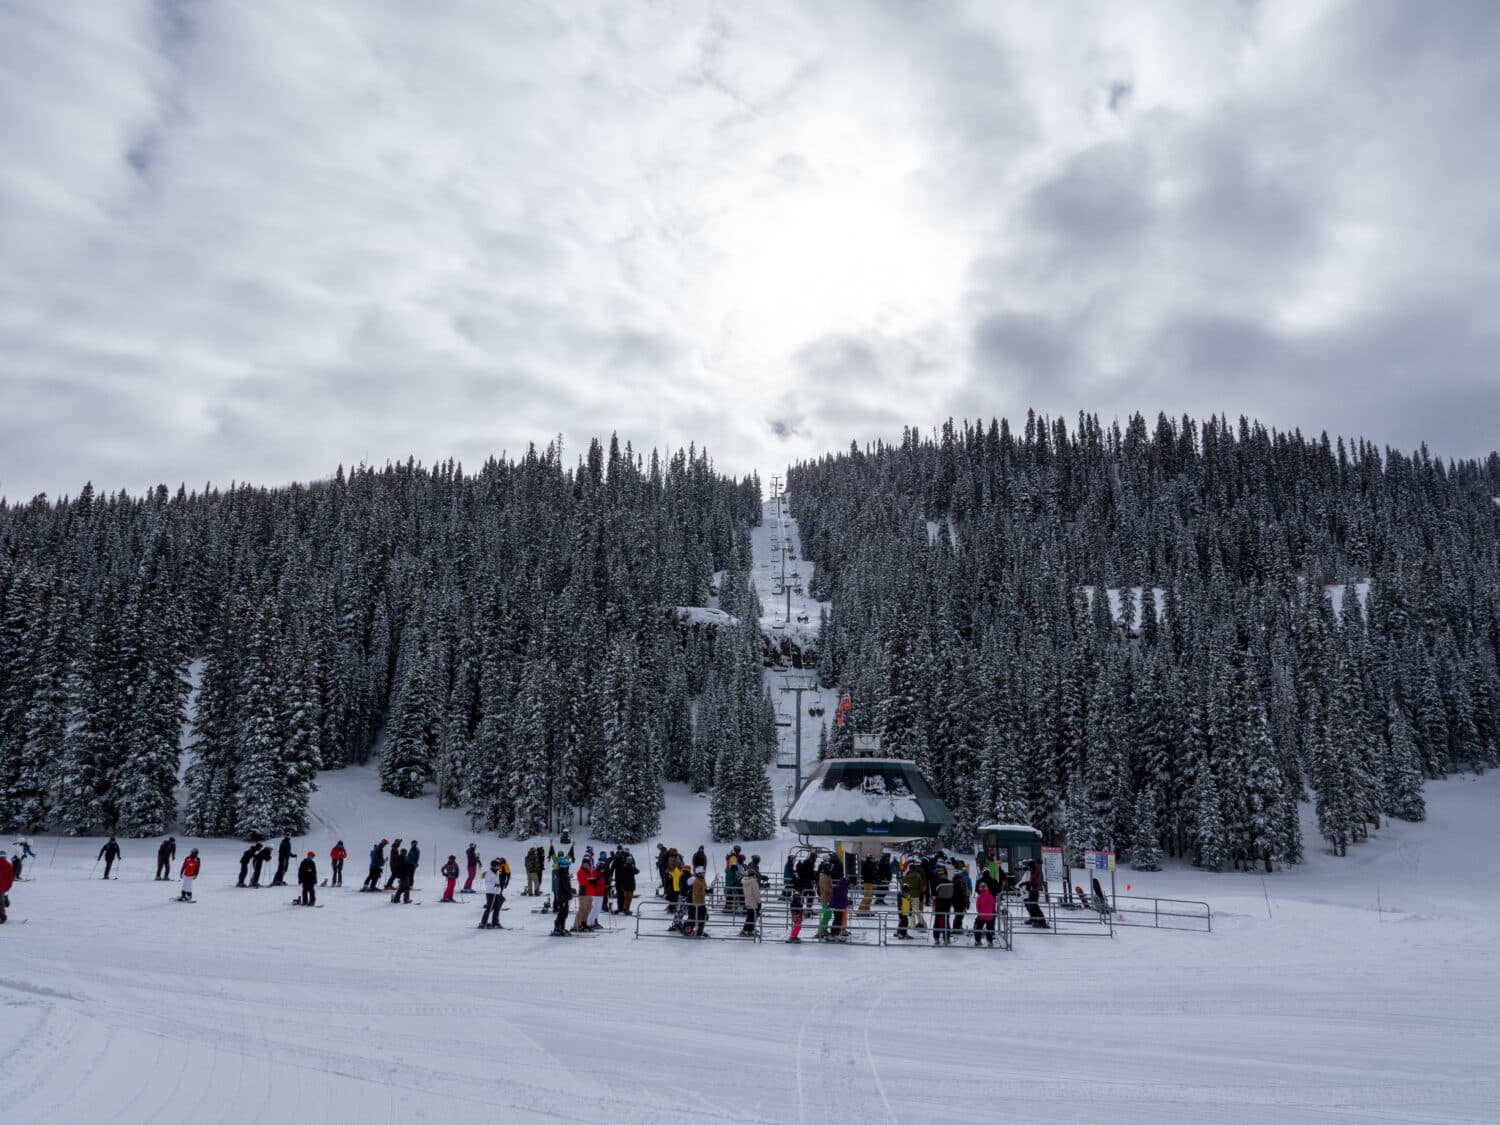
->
<box><xmin>183</xmin><ymin>596</ymin><xmax>244</xmax><ymax>836</ymax></box>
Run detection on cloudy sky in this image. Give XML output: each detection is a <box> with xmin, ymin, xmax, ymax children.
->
<box><xmin>2</xmin><ymin>1</ymin><xmax>1496</xmax><ymax>501</ymax></box>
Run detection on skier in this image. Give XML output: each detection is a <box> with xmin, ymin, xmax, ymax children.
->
<box><xmin>828</xmin><ymin>872</ymin><xmax>850</xmax><ymax>940</ymax></box>
<box><xmin>251</xmin><ymin>843</ymin><xmax>272</xmax><ymax>887</ymax></box>
<box><xmin>875</xmin><ymin>852</ymin><xmax>892</xmax><ymax>904</ymax></box>
<box><xmin>327</xmin><ymin>840</ymin><xmax>345</xmax><ymax>887</ymax></box>
<box><xmin>271</xmin><ymin>834</ymin><xmax>293</xmax><ymax>887</ymax></box>
<box><xmin>237</xmin><ymin>843</ymin><xmax>258</xmax><ymax>887</ymax></box>
<box><xmin>383</xmin><ymin>839</ymin><xmax>403</xmax><ymax>890</ymax></box>
<box><xmin>724</xmin><ymin>852</ymin><xmax>743</xmax><ymax>916</ymax></box>
<box><xmin>858</xmin><ymin>853</ymin><xmax>878</xmax><ymax>913</ymax></box>
<box><xmin>740</xmin><ymin>857</ymin><xmax>762</xmax><ymax>936</ymax></box>
<box><xmin>787</xmin><ymin>887</ymin><xmax>805</xmax><ymax>942</ymax></box>
<box><xmin>1022</xmin><ymin>859</ymin><xmax>1048</xmax><ymax>928</ymax></box>
<box><xmin>894</xmin><ymin>876</ymin><xmax>913</xmax><ymax>940</ymax></box>
<box><xmin>480</xmin><ymin>858</ymin><xmax>505</xmax><ymax>928</ymax></box>
<box><xmin>391</xmin><ymin>846</ymin><xmax>414</xmax><ymax>904</ymax></box>
<box><xmin>656</xmin><ymin>844</ymin><xmax>671</xmax><ymax>896</ymax></box>
<box><xmin>298</xmin><ymin>851</ymin><xmax>318</xmax><ymax>906</ymax></box>
<box><xmin>179</xmin><ymin>849</ymin><xmax>201</xmax><ymax>901</ymax></box>
<box><xmin>406</xmin><ymin>840</ymin><xmax>421</xmax><ymax>881</ymax></box>
<box><xmin>815</xmin><ymin>861</ymin><xmax>834</xmax><ymax>938</ymax></box>
<box><xmin>903</xmin><ymin>857</ymin><xmax>928</xmax><ymax>931</ymax></box>
<box><xmin>440</xmin><ymin>855</ymin><xmax>460</xmax><ymax>903</ymax></box>
<box><xmin>615</xmin><ymin>849</ymin><xmax>637</xmax><ymax>915</ymax></box>
<box><xmin>97</xmin><ymin>836</ymin><xmax>121</xmax><ymax>879</ymax></box>
<box><xmin>0</xmin><ymin>849</ymin><xmax>13</xmax><ymax>923</ymax></box>
<box><xmin>931</xmin><ymin>863</ymin><xmax>954</xmax><ymax>945</ymax></box>
<box><xmin>689</xmin><ymin>866</ymin><xmax>708</xmax><ymax>937</ymax></box>
<box><xmin>363</xmin><ymin>839</ymin><xmax>388</xmax><ymax>891</ymax></box>
<box><xmin>952</xmin><ymin>860</ymin><xmax>972</xmax><ymax>938</ymax></box>
<box><xmin>974</xmin><ymin>883</ymin><xmax>998</xmax><ymax>946</ymax></box>
<box><xmin>463</xmin><ymin>843</ymin><xmax>480</xmax><ymax>894</ymax></box>
<box><xmin>572</xmin><ymin>858</ymin><xmax>595</xmax><ymax>932</ymax></box>
<box><xmin>497</xmin><ymin>855</ymin><xmax>511</xmax><ymax>895</ymax></box>
<box><xmin>155</xmin><ymin>837</ymin><xmax>177</xmax><ymax>881</ymax></box>
<box><xmin>11</xmin><ymin>837</ymin><xmax>35</xmax><ymax>881</ymax></box>
<box><xmin>551</xmin><ymin>856</ymin><xmax>574</xmax><ymax>935</ymax></box>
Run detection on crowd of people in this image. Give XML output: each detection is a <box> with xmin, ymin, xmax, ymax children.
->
<box><xmin>2</xmin><ymin>829</ymin><xmax>1058</xmax><ymax>944</ymax></box>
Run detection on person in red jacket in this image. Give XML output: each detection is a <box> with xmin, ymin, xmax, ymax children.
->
<box><xmin>179</xmin><ymin>849</ymin><xmax>201</xmax><ymax>902</ymax></box>
<box><xmin>0</xmin><ymin>849</ymin><xmax>15</xmax><ymax>924</ymax></box>
<box><xmin>571</xmin><ymin>859</ymin><xmax>594</xmax><ymax>932</ymax></box>
<box><xmin>329</xmin><ymin>841</ymin><xmax>348</xmax><ymax>887</ymax></box>
<box><xmin>588</xmin><ymin>864</ymin><xmax>607</xmax><ymax>929</ymax></box>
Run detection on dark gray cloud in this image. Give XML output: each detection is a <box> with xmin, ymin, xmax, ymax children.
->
<box><xmin>0</xmin><ymin>1</ymin><xmax>1496</xmax><ymax>502</ymax></box>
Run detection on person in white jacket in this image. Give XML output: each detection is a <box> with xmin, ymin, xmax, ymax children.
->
<box><xmin>479</xmin><ymin>859</ymin><xmax>505</xmax><ymax>929</ymax></box>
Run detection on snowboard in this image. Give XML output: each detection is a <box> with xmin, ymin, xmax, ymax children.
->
<box><xmin>169</xmin><ymin>897</ymin><xmax>198</xmax><ymax>904</ymax></box>
<box><xmin>289</xmin><ymin>901</ymin><xmax>325</xmax><ymax>908</ymax></box>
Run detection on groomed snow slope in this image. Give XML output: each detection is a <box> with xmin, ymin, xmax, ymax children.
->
<box><xmin>4</xmin><ymin>768</ymin><xmax>1499</xmax><ymax>1124</ymax></box>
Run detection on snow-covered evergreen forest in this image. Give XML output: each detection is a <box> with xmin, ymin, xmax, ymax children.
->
<box><xmin>794</xmin><ymin>413</ymin><xmax>1500</xmax><ymax>869</ymax></box>
<box><xmin>0</xmin><ymin>438</ymin><xmax>779</xmax><ymax>842</ymax></box>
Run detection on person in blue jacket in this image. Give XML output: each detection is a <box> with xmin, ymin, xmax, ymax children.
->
<box><xmin>362</xmin><ymin>839</ymin><xmax>388</xmax><ymax>891</ymax></box>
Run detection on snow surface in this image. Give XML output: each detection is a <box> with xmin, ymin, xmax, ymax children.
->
<box><xmin>1324</xmin><ymin>578</ymin><xmax>1372</xmax><ymax>624</ymax></box>
<box><xmin>674</xmin><ymin>605</ymin><xmax>739</xmax><ymax>628</ymax></box>
<box><xmin>5</xmin><ymin>770</ymin><xmax>1500</xmax><ymax>1123</ymax></box>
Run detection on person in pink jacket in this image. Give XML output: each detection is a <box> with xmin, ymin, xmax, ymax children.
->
<box><xmin>974</xmin><ymin>884</ymin><xmax>998</xmax><ymax>946</ymax></box>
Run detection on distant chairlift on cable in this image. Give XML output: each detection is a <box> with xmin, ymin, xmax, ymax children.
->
<box><xmin>808</xmin><ymin>700</ymin><xmax>826</xmax><ymax>718</ymax></box>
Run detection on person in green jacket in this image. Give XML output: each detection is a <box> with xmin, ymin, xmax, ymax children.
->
<box><xmin>902</xmin><ymin>860</ymin><xmax>928</xmax><ymax>931</ymax></box>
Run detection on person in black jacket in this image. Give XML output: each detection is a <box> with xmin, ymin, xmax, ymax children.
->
<box><xmin>384</xmin><ymin>839</ymin><xmax>404</xmax><ymax>890</ymax></box>
<box><xmin>391</xmin><ymin>847</ymin><xmax>414</xmax><ymax>904</ymax></box>
<box><xmin>98</xmin><ymin>837</ymin><xmax>121</xmax><ymax>879</ymax></box>
<box><xmin>251</xmin><ymin>844</ymin><xmax>272</xmax><ymax>887</ymax></box>
<box><xmin>271</xmin><ymin>835</ymin><xmax>293</xmax><ymax>886</ymax></box>
<box><xmin>615</xmin><ymin>850</ymin><xmax>638</xmax><ymax>915</ymax></box>
<box><xmin>406</xmin><ymin>840</ymin><xmax>421</xmax><ymax>882</ymax></box>
<box><xmin>155</xmin><ymin>837</ymin><xmax>177</xmax><ymax>881</ymax></box>
<box><xmin>238</xmin><ymin>843</ymin><xmax>258</xmax><ymax>887</ymax></box>
<box><xmin>551</xmin><ymin>858</ymin><xmax>574</xmax><ymax>935</ymax></box>
<box><xmin>297</xmin><ymin>851</ymin><xmax>318</xmax><ymax>905</ymax></box>
<box><xmin>931</xmin><ymin>864</ymin><xmax>955</xmax><ymax>945</ymax></box>
<box><xmin>875</xmin><ymin>853</ymin><xmax>892</xmax><ymax>904</ymax></box>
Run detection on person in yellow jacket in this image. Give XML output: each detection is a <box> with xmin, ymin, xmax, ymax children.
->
<box><xmin>688</xmin><ymin>867</ymin><xmax>708</xmax><ymax>937</ymax></box>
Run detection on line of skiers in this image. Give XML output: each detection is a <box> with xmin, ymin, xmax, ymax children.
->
<box><xmin>546</xmin><ymin>844</ymin><xmax>641</xmax><ymax>935</ymax></box>
<box><xmin>358</xmin><ymin>838</ymin><xmax>420</xmax><ymax>902</ymax></box>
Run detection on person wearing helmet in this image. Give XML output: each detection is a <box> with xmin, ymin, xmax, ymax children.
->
<box><xmin>551</xmin><ymin>856</ymin><xmax>574</xmax><ymax>935</ymax></box>
<box><xmin>931</xmin><ymin>863</ymin><xmax>955</xmax><ymax>944</ymax></box>
<box><xmin>614</xmin><ymin>848</ymin><xmax>638</xmax><ymax>915</ymax></box>
<box><xmin>463</xmin><ymin>843</ymin><xmax>481</xmax><ymax>895</ymax></box>
<box><xmin>689</xmin><ymin>866</ymin><xmax>708</xmax><ymax>937</ymax></box>
<box><xmin>155</xmin><ymin>836</ymin><xmax>177</xmax><ymax>881</ymax></box>
<box><xmin>296</xmin><ymin>851</ymin><xmax>318</xmax><ymax>905</ymax></box>
<box><xmin>363</xmin><ymin>840</ymin><xmax>388</xmax><ymax>891</ymax></box>
<box><xmin>480</xmin><ymin>859</ymin><xmax>505</xmax><ymax>929</ymax></box>
<box><xmin>237</xmin><ymin>842</ymin><xmax>258</xmax><ymax>888</ymax></box>
<box><xmin>329</xmin><ymin>841</ymin><xmax>348</xmax><ymax>887</ymax></box>
<box><xmin>0</xmin><ymin>849</ymin><xmax>14</xmax><ymax>923</ymax></box>
<box><xmin>179</xmin><ymin>849</ymin><xmax>201</xmax><ymax>902</ymax></box>
<box><xmin>440</xmin><ymin>855</ymin><xmax>461</xmax><ymax>903</ymax></box>
<box><xmin>1022</xmin><ymin>858</ymin><xmax>1049</xmax><ymax>928</ymax></box>
<box><xmin>740</xmin><ymin>856</ymin><xmax>762</xmax><ymax>936</ymax></box>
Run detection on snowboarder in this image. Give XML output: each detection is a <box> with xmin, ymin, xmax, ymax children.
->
<box><xmin>383</xmin><ymin>839</ymin><xmax>403</xmax><ymax>890</ymax></box>
<box><xmin>271</xmin><ymin>835</ymin><xmax>293</xmax><ymax>886</ymax></box>
<box><xmin>330</xmin><ymin>841</ymin><xmax>347</xmax><ymax>887</ymax></box>
<box><xmin>463</xmin><ymin>843</ymin><xmax>480</xmax><ymax>894</ymax></box>
<box><xmin>251</xmin><ymin>843</ymin><xmax>272</xmax><ymax>887</ymax></box>
<box><xmin>298</xmin><ymin>851</ymin><xmax>318</xmax><ymax>906</ymax></box>
<box><xmin>0</xmin><ymin>849</ymin><xmax>14</xmax><ymax>923</ymax></box>
<box><xmin>179</xmin><ymin>849</ymin><xmax>200</xmax><ymax>901</ymax></box>
<box><xmin>98</xmin><ymin>836</ymin><xmax>121</xmax><ymax>879</ymax></box>
<box><xmin>441</xmin><ymin>855</ymin><xmax>460</xmax><ymax>903</ymax></box>
<box><xmin>363</xmin><ymin>839</ymin><xmax>388</xmax><ymax>891</ymax></box>
<box><xmin>11</xmin><ymin>837</ymin><xmax>35</xmax><ymax>881</ymax></box>
<box><xmin>480</xmin><ymin>859</ymin><xmax>505</xmax><ymax>928</ymax></box>
<box><xmin>237</xmin><ymin>843</ymin><xmax>258</xmax><ymax>887</ymax></box>
<box><xmin>155</xmin><ymin>837</ymin><xmax>177</xmax><ymax>881</ymax></box>
<box><xmin>551</xmin><ymin>856</ymin><xmax>574</xmax><ymax>935</ymax></box>
<box><xmin>974</xmin><ymin>883</ymin><xmax>998</xmax><ymax>946</ymax></box>
<box><xmin>740</xmin><ymin>857</ymin><xmax>762</xmax><ymax>936</ymax></box>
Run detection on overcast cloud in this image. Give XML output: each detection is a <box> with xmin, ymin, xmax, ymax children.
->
<box><xmin>2</xmin><ymin>0</ymin><xmax>1496</xmax><ymax>501</ymax></box>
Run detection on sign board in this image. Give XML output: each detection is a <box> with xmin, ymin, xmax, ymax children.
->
<box><xmin>1085</xmin><ymin>850</ymin><xmax>1116</xmax><ymax>872</ymax></box>
<box><xmin>1041</xmin><ymin>846</ymin><xmax>1064</xmax><ymax>883</ymax></box>
<box><xmin>852</xmin><ymin>733</ymin><xmax>881</xmax><ymax>753</ymax></box>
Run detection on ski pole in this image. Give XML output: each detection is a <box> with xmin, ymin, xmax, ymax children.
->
<box><xmin>50</xmin><ymin>836</ymin><xmax>62</xmax><ymax>869</ymax></box>
<box><xmin>90</xmin><ymin>856</ymin><xmax>100</xmax><ymax>878</ymax></box>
